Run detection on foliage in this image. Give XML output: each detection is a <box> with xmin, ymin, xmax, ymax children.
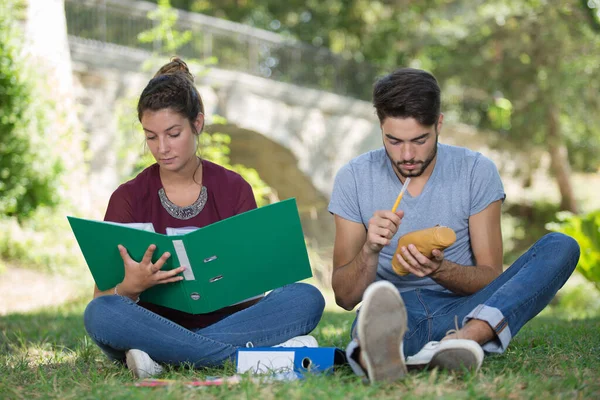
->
<box><xmin>0</xmin><ymin>0</ymin><xmax>62</xmax><ymax>219</ymax></box>
<box><xmin>428</xmin><ymin>1</ymin><xmax>600</xmax><ymax>161</ymax></box>
<box><xmin>547</xmin><ymin>209</ymin><xmax>600</xmax><ymax>290</ymax></box>
<box><xmin>0</xmin><ymin>207</ymin><xmax>83</xmax><ymax>273</ymax></box>
<box><xmin>138</xmin><ymin>0</ymin><xmax>193</xmax><ymax>55</ymax></box>
<box><xmin>121</xmin><ymin>0</ymin><xmax>274</xmax><ymax>206</ymax></box>
<box><xmin>548</xmin><ymin>278</ymin><xmax>600</xmax><ymax>318</ymax></box>
<box><xmin>501</xmin><ymin>201</ymin><xmax>561</xmax><ymax>265</ymax></box>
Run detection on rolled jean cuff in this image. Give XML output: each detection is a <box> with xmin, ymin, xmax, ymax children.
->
<box><xmin>463</xmin><ymin>304</ymin><xmax>512</xmax><ymax>354</ymax></box>
<box><xmin>345</xmin><ymin>339</ymin><xmax>366</xmax><ymax>377</ymax></box>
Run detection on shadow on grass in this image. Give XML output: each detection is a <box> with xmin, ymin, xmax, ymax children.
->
<box><xmin>0</xmin><ymin>297</ymin><xmax>88</xmax><ymax>354</ymax></box>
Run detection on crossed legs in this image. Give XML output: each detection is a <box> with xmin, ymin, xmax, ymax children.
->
<box><xmin>348</xmin><ymin>233</ymin><xmax>579</xmax><ymax>382</ymax></box>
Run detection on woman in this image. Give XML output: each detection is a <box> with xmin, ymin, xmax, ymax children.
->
<box><xmin>83</xmin><ymin>58</ymin><xmax>325</xmax><ymax>379</ymax></box>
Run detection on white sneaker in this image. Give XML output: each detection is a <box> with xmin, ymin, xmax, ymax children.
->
<box><xmin>358</xmin><ymin>281</ymin><xmax>408</xmax><ymax>383</ymax></box>
<box><xmin>406</xmin><ymin>339</ymin><xmax>484</xmax><ymax>373</ymax></box>
<box><xmin>274</xmin><ymin>335</ymin><xmax>319</xmax><ymax>348</ymax></box>
<box><xmin>125</xmin><ymin>349</ymin><xmax>164</xmax><ymax>379</ymax></box>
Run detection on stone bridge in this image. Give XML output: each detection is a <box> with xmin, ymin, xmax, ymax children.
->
<box><xmin>70</xmin><ymin>38</ymin><xmax>382</xmax><ymax>243</ymax></box>
<box><xmin>66</xmin><ymin>1</ymin><xmax>554</xmax><ymax>249</ymax></box>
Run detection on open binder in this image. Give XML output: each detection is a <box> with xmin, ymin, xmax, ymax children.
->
<box><xmin>68</xmin><ymin>199</ymin><xmax>312</xmax><ymax>314</ymax></box>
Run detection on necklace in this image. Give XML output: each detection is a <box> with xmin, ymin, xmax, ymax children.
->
<box><xmin>158</xmin><ymin>186</ymin><xmax>208</xmax><ymax>220</ymax></box>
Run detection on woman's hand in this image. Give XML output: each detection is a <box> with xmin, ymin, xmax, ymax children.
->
<box><xmin>117</xmin><ymin>244</ymin><xmax>186</xmax><ymax>298</ymax></box>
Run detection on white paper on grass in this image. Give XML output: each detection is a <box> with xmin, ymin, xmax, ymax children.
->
<box><xmin>237</xmin><ymin>350</ymin><xmax>296</xmax><ymax>374</ymax></box>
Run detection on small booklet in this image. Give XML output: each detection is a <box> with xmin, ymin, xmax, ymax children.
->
<box><xmin>68</xmin><ymin>198</ymin><xmax>312</xmax><ymax>314</ymax></box>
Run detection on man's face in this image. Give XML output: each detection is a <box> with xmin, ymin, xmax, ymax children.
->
<box><xmin>381</xmin><ymin>116</ymin><xmax>442</xmax><ymax>179</ymax></box>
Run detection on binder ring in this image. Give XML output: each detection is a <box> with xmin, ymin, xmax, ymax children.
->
<box><xmin>204</xmin><ymin>255</ymin><xmax>217</xmax><ymax>263</ymax></box>
<box><xmin>190</xmin><ymin>292</ymin><xmax>201</xmax><ymax>300</ymax></box>
<box><xmin>209</xmin><ymin>275</ymin><xmax>223</xmax><ymax>283</ymax></box>
<box><xmin>302</xmin><ymin>357</ymin><xmax>312</xmax><ymax>370</ymax></box>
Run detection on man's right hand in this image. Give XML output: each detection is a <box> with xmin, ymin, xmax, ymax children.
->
<box><xmin>365</xmin><ymin>209</ymin><xmax>404</xmax><ymax>254</ymax></box>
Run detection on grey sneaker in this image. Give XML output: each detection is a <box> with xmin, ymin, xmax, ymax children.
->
<box><xmin>274</xmin><ymin>335</ymin><xmax>319</xmax><ymax>348</ymax></box>
<box><xmin>358</xmin><ymin>281</ymin><xmax>408</xmax><ymax>383</ymax></box>
<box><xmin>125</xmin><ymin>349</ymin><xmax>164</xmax><ymax>379</ymax></box>
<box><xmin>406</xmin><ymin>339</ymin><xmax>484</xmax><ymax>373</ymax></box>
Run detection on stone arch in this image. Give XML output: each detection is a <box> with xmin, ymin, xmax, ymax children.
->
<box><xmin>204</xmin><ymin>123</ymin><xmax>335</xmax><ymax>283</ymax></box>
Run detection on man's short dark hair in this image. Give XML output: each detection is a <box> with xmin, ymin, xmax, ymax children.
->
<box><xmin>373</xmin><ymin>68</ymin><xmax>441</xmax><ymax>126</ymax></box>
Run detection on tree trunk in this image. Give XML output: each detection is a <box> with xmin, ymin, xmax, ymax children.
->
<box><xmin>23</xmin><ymin>0</ymin><xmax>91</xmax><ymax>213</ymax></box>
<box><xmin>547</xmin><ymin>104</ymin><xmax>578</xmax><ymax>213</ymax></box>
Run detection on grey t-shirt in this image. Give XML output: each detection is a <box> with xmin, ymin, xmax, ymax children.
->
<box><xmin>328</xmin><ymin>143</ymin><xmax>505</xmax><ymax>293</ymax></box>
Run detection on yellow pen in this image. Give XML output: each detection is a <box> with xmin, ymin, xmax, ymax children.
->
<box><xmin>391</xmin><ymin>177</ymin><xmax>411</xmax><ymax>213</ymax></box>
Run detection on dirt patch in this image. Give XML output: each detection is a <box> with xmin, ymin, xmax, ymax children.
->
<box><xmin>0</xmin><ymin>266</ymin><xmax>88</xmax><ymax>315</ymax></box>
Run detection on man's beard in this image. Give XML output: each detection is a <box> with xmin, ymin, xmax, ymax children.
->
<box><xmin>387</xmin><ymin>138</ymin><xmax>438</xmax><ymax>178</ymax></box>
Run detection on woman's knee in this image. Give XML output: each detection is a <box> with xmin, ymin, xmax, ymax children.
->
<box><xmin>298</xmin><ymin>282</ymin><xmax>326</xmax><ymax>315</ymax></box>
<box><xmin>281</xmin><ymin>282</ymin><xmax>325</xmax><ymax>317</ymax></box>
<box><xmin>83</xmin><ymin>295</ymin><xmax>122</xmax><ymax>336</ymax></box>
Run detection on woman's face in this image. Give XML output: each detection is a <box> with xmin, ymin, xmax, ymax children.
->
<box><xmin>141</xmin><ymin>108</ymin><xmax>203</xmax><ymax>173</ymax></box>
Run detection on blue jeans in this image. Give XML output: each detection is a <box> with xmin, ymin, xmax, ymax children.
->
<box><xmin>84</xmin><ymin>283</ymin><xmax>325</xmax><ymax>368</ymax></box>
<box><xmin>351</xmin><ymin>232</ymin><xmax>580</xmax><ymax>357</ymax></box>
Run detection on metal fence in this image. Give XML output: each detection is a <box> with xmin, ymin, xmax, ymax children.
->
<box><xmin>64</xmin><ymin>0</ymin><xmax>381</xmax><ymax>100</ymax></box>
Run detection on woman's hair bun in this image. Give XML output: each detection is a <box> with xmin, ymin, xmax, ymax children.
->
<box><xmin>153</xmin><ymin>57</ymin><xmax>194</xmax><ymax>82</ymax></box>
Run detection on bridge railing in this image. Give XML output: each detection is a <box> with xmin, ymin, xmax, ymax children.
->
<box><xmin>64</xmin><ymin>0</ymin><xmax>380</xmax><ymax>100</ymax></box>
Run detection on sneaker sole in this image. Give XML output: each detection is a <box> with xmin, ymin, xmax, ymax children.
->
<box><xmin>357</xmin><ymin>281</ymin><xmax>408</xmax><ymax>383</ymax></box>
<box><xmin>429</xmin><ymin>341</ymin><xmax>484</xmax><ymax>373</ymax></box>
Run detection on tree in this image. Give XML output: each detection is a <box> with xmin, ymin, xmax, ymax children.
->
<box><xmin>23</xmin><ymin>0</ymin><xmax>89</xmax><ymax>212</ymax></box>
<box><xmin>0</xmin><ymin>0</ymin><xmax>62</xmax><ymax>218</ymax></box>
<box><xmin>423</xmin><ymin>0</ymin><xmax>600</xmax><ymax>213</ymax></box>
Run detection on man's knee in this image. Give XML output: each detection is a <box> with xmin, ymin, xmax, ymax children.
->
<box><xmin>544</xmin><ymin>232</ymin><xmax>580</xmax><ymax>268</ymax></box>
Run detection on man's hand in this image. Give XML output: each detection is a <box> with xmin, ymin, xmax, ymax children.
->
<box><xmin>365</xmin><ymin>210</ymin><xmax>404</xmax><ymax>254</ymax></box>
<box><xmin>395</xmin><ymin>245</ymin><xmax>445</xmax><ymax>277</ymax></box>
<box><xmin>118</xmin><ymin>244</ymin><xmax>186</xmax><ymax>297</ymax></box>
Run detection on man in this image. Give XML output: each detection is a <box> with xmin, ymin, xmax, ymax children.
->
<box><xmin>328</xmin><ymin>68</ymin><xmax>580</xmax><ymax>383</ymax></box>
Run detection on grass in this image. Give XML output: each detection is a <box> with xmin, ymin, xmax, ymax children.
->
<box><xmin>1</xmin><ymin>297</ymin><xmax>600</xmax><ymax>399</ymax></box>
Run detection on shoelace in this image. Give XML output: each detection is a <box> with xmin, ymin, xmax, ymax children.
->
<box><xmin>444</xmin><ymin>315</ymin><xmax>461</xmax><ymax>339</ymax></box>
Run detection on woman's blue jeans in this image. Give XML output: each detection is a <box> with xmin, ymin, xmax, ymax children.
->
<box><xmin>351</xmin><ymin>232</ymin><xmax>580</xmax><ymax>356</ymax></box>
<box><xmin>84</xmin><ymin>282</ymin><xmax>325</xmax><ymax>368</ymax></box>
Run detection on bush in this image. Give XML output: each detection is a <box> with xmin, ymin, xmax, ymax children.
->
<box><xmin>547</xmin><ymin>209</ymin><xmax>600</xmax><ymax>291</ymax></box>
<box><xmin>0</xmin><ymin>0</ymin><xmax>62</xmax><ymax>219</ymax></box>
<box><xmin>0</xmin><ymin>207</ymin><xmax>84</xmax><ymax>274</ymax></box>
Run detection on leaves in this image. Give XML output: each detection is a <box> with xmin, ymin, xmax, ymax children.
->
<box><xmin>547</xmin><ymin>210</ymin><xmax>600</xmax><ymax>289</ymax></box>
<box><xmin>0</xmin><ymin>0</ymin><xmax>62</xmax><ymax>219</ymax></box>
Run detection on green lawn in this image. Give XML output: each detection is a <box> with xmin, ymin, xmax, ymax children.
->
<box><xmin>1</xmin><ymin>297</ymin><xmax>599</xmax><ymax>399</ymax></box>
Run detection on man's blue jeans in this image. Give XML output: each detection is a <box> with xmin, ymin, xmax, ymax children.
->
<box><xmin>350</xmin><ymin>232</ymin><xmax>580</xmax><ymax>356</ymax></box>
<box><xmin>84</xmin><ymin>282</ymin><xmax>325</xmax><ymax>368</ymax></box>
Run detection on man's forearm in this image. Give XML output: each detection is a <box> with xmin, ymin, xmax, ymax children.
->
<box><xmin>332</xmin><ymin>246</ymin><xmax>380</xmax><ymax>310</ymax></box>
<box><xmin>431</xmin><ymin>260</ymin><xmax>501</xmax><ymax>295</ymax></box>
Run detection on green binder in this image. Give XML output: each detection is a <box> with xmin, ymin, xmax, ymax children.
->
<box><xmin>68</xmin><ymin>198</ymin><xmax>313</xmax><ymax>314</ymax></box>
